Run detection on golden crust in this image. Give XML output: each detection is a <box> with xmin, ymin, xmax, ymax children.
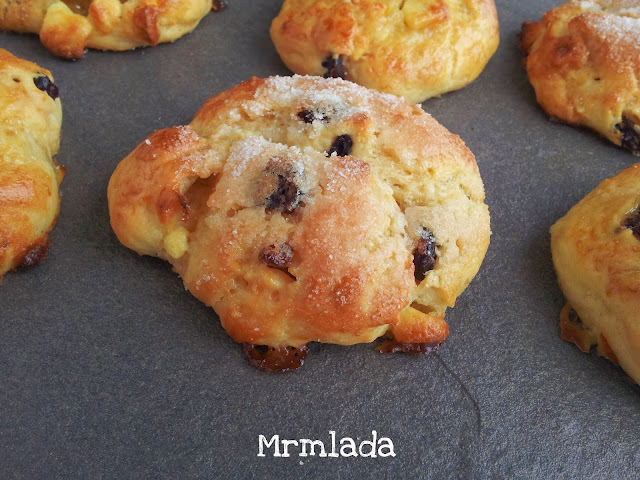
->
<box><xmin>108</xmin><ymin>76</ymin><xmax>490</xmax><ymax>350</ymax></box>
<box><xmin>270</xmin><ymin>0</ymin><xmax>499</xmax><ymax>103</ymax></box>
<box><xmin>0</xmin><ymin>48</ymin><xmax>63</xmax><ymax>280</ymax></box>
<box><xmin>551</xmin><ymin>163</ymin><xmax>640</xmax><ymax>383</ymax></box>
<box><xmin>0</xmin><ymin>0</ymin><xmax>213</xmax><ymax>59</ymax></box>
<box><xmin>520</xmin><ymin>0</ymin><xmax>640</xmax><ymax>154</ymax></box>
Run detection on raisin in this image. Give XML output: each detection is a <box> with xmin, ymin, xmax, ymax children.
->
<box><xmin>327</xmin><ymin>134</ymin><xmax>353</xmax><ymax>157</ymax></box>
<box><xmin>242</xmin><ymin>344</ymin><xmax>309</xmax><ymax>372</ymax></box>
<box><xmin>322</xmin><ymin>54</ymin><xmax>347</xmax><ymax>79</ymax></box>
<box><xmin>259</xmin><ymin>244</ymin><xmax>293</xmax><ymax>268</ymax></box>
<box><xmin>622</xmin><ymin>208</ymin><xmax>640</xmax><ymax>239</ymax></box>
<box><xmin>260</xmin><ymin>159</ymin><xmax>304</xmax><ymax>213</ymax></box>
<box><xmin>566</xmin><ymin>307</ymin><xmax>589</xmax><ymax>331</ymax></box>
<box><xmin>413</xmin><ymin>228</ymin><xmax>437</xmax><ymax>282</ymax></box>
<box><xmin>211</xmin><ymin>0</ymin><xmax>227</xmax><ymax>11</ymax></box>
<box><xmin>297</xmin><ymin>107</ymin><xmax>331</xmax><ymax>124</ymax></box>
<box><xmin>33</xmin><ymin>75</ymin><xmax>59</xmax><ymax>100</ymax></box>
<box><xmin>615</xmin><ymin>116</ymin><xmax>640</xmax><ymax>153</ymax></box>
<box><xmin>265</xmin><ymin>175</ymin><xmax>301</xmax><ymax>212</ymax></box>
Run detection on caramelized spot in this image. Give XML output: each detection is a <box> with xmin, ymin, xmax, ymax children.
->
<box><xmin>377</xmin><ymin>339</ymin><xmax>441</xmax><ymax>354</ymax></box>
<box><xmin>615</xmin><ymin>116</ymin><xmax>640</xmax><ymax>153</ymax></box>
<box><xmin>16</xmin><ymin>237</ymin><xmax>50</xmax><ymax>271</ymax></box>
<box><xmin>413</xmin><ymin>227</ymin><xmax>437</xmax><ymax>282</ymax></box>
<box><xmin>559</xmin><ymin>303</ymin><xmax>596</xmax><ymax>353</ymax></box>
<box><xmin>327</xmin><ymin>134</ymin><xmax>352</xmax><ymax>157</ymax></box>
<box><xmin>243</xmin><ymin>344</ymin><xmax>308</xmax><ymax>372</ymax></box>
<box><xmin>621</xmin><ymin>208</ymin><xmax>640</xmax><ymax>239</ymax></box>
<box><xmin>33</xmin><ymin>75</ymin><xmax>59</xmax><ymax>100</ymax></box>
<box><xmin>322</xmin><ymin>54</ymin><xmax>347</xmax><ymax>79</ymax></box>
<box><xmin>211</xmin><ymin>0</ymin><xmax>227</xmax><ymax>11</ymax></box>
<box><xmin>259</xmin><ymin>243</ymin><xmax>293</xmax><ymax>268</ymax></box>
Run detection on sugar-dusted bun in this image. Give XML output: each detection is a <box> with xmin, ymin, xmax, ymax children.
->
<box><xmin>108</xmin><ymin>76</ymin><xmax>490</xmax><ymax>369</ymax></box>
<box><xmin>0</xmin><ymin>49</ymin><xmax>64</xmax><ymax>280</ymax></box>
<box><xmin>551</xmin><ymin>163</ymin><xmax>640</xmax><ymax>383</ymax></box>
<box><xmin>520</xmin><ymin>0</ymin><xmax>640</xmax><ymax>154</ymax></box>
<box><xmin>0</xmin><ymin>0</ymin><xmax>215</xmax><ymax>59</ymax></box>
<box><xmin>270</xmin><ymin>0</ymin><xmax>499</xmax><ymax>103</ymax></box>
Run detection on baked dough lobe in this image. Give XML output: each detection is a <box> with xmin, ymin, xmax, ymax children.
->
<box><xmin>551</xmin><ymin>163</ymin><xmax>640</xmax><ymax>383</ymax></box>
<box><xmin>0</xmin><ymin>0</ymin><xmax>213</xmax><ymax>59</ymax></box>
<box><xmin>270</xmin><ymin>0</ymin><xmax>500</xmax><ymax>103</ymax></box>
<box><xmin>0</xmin><ymin>48</ymin><xmax>63</xmax><ymax>280</ymax></box>
<box><xmin>520</xmin><ymin>0</ymin><xmax>640</xmax><ymax>154</ymax></box>
<box><xmin>108</xmin><ymin>76</ymin><xmax>490</xmax><ymax>356</ymax></box>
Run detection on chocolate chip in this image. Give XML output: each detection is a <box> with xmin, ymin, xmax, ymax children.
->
<box><xmin>211</xmin><ymin>0</ymin><xmax>227</xmax><ymax>11</ymax></box>
<box><xmin>413</xmin><ymin>228</ymin><xmax>437</xmax><ymax>282</ymax></box>
<box><xmin>259</xmin><ymin>244</ymin><xmax>293</xmax><ymax>268</ymax></box>
<box><xmin>297</xmin><ymin>107</ymin><xmax>331</xmax><ymax>124</ymax></box>
<box><xmin>242</xmin><ymin>343</ymin><xmax>309</xmax><ymax>372</ymax></box>
<box><xmin>615</xmin><ymin>116</ymin><xmax>640</xmax><ymax>153</ymax></box>
<box><xmin>622</xmin><ymin>208</ymin><xmax>640</xmax><ymax>239</ymax></box>
<box><xmin>327</xmin><ymin>134</ymin><xmax>353</xmax><ymax>157</ymax></box>
<box><xmin>322</xmin><ymin>54</ymin><xmax>347</xmax><ymax>79</ymax></box>
<box><xmin>33</xmin><ymin>75</ymin><xmax>59</xmax><ymax>100</ymax></box>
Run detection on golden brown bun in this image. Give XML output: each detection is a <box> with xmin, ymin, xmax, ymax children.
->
<box><xmin>108</xmin><ymin>76</ymin><xmax>490</xmax><ymax>358</ymax></box>
<box><xmin>551</xmin><ymin>163</ymin><xmax>640</xmax><ymax>383</ymax></box>
<box><xmin>520</xmin><ymin>0</ymin><xmax>640</xmax><ymax>154</ymax></box>
<box><xmin>0</xmin><ymin>0</ymin><xmax>213</xmax><ymax>59</ymax></box>
<box><xmin>0</xmin><ymin>49</ymin><xmax>63</xmax><ymax>280</ymax></box>
<box><xmin>270</xmin><ymin>0</ymin><xmax>499</xmax><ymax>103</ymax></box>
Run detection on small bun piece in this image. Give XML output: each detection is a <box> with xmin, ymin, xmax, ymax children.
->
<box><xmin>107</xmin><ymin>76</ymin><xmax>490</xmax><ymax>370</ymax></box>
<box><xmin>520</xmin><ymin>0</ymin><xmax>640</xmax><ymax>154</ymax></box>
<box><xmin>0</xmin><ymin>49</ymin><xmax>63</xmax><ymax>280</ymax></box>
<box><xmin>551</xmin><ymin>163</ymin><xmax>640</xmax><ymax>383</ymax></box>
<box><xmin>270</xmin><ymin>0</ymin><xmax>499</xmax><ymax>104</ymax></box>
<box><xmin>0</xmin><ymin>0</ymin><xmax>214</xmax><ymax>59</ymax></box>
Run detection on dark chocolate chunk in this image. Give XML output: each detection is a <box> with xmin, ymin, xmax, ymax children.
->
<box><xmin>322</xmin><ymin>54</ymin><xmax>347</xmax><ymax>79</ymax></box>
<box><xmin>622</xmin><ymin>208</ymin><xmax>640</xmax><ymax>239</ymax></box>
<box><xmin>33</xmin><ymin>75</ymin><xmax>59</xmax><ymax>100</ymax></box>
<box><xmin>259</xmin><ymin>244</ymin><xmax>294</xmax><ymax>268</ymax></box>
<box><xmin>413</xmin><ymin>227</ymin><xmax>437</xmax><ymax>282</ymax></box>
<box><xmin>243</xmin><ymin>344</ymin><xmax>308</xmax><ymax>372</ymax></box>
<box><xmin>327</xmin><ymin>134</ymin><xmax>353</xmax><ymax>157</ymax></box>
<box><xmin>211</xmin><ymin>0</ymin><xmax>227</xmax><ymax>11</ymax></box>
<box><xmin>615</xmin><ymin>116</ymin><xmax>640</xmax><ymax>153</ymax></box>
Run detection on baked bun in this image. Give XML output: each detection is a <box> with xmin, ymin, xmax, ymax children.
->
<box><xmin>520</xmin><ymin>0</ymin><xmax>640</xmax><ymax>154</ymax></box>
<box><xmin>0</xmin><ymin>0</ymin><xmax>214</xmax><ymax>59</ymax></box>
<box><xmin>551</xmin><ymin>163</ymin><xmax>640</xmax><ymax>383</ymax></box>
<box><xmin>270</xmin><ymin>0</ymin><xmax>499</xmax><ymax>104</ymax></box>
<box><xmin>108</xmin><ymin>76</ymin><xmax>490</xmax><ymax>370</ymax></box>
<box><xmin>0</xmin><ymin>49</ymin><xmax>64</xmax><ymax>280</ymax></box>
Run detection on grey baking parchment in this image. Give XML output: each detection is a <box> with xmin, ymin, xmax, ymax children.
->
<box><xmin>1</xmin><ymin>1</ymin><xmax>639</xmax><ymax>478</ymax></box>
